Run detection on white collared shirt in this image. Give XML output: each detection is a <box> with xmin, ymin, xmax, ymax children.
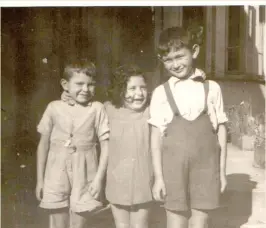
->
<box><xmin>148</xmin><ymin>68</ymin><xmax>228</xmax><ymax>134</ymax></box>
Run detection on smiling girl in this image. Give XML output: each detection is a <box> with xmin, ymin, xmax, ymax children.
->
<box><xmin>105</xmin><ymin>64</ymin><xmax>153</xmax><ymax>228</ymax></box>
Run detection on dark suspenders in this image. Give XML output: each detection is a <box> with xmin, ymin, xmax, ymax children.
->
<box><xmin>163</xmin><ymin>80</ymin><xmax>209</xmax><ymax>116</ymax></box>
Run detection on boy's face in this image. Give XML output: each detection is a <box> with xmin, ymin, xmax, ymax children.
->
<box><xmin>124</xmin><ymin>75</ymin><xmax>148</xmax><ymax>111</ymax></box>
<box><xmin>161</xmin><ymin>45</ymin><xmax>199</xmax><ymax>79</ymax></box>
<box><xmin>61</xmin><ymin>72</ymin><xmax>96</xmax><ymax>105</ymax></box>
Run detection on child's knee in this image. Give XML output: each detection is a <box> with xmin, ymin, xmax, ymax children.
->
<box><xmin>49</xmin><ymin>208</ymin><xmax>69</xmax><ymax>228</ymax></box>
<box><xmin>69</xmin><ymin>211</ymin><xmax>87</xmax><ymax>228</ymax></box>
<box><xmin>190</xmin><ymin>209</ymin><xmax>210</xmax><ymax>228</ymax></box>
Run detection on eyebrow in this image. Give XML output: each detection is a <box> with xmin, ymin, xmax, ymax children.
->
<box><xmin>165</xmin><ymin>53</ymin><xmax>184</xmax><ymax>60</ymax></box>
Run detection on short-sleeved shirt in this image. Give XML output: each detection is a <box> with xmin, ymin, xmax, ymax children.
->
<box><xmin>37</xmin><ymin>100</ymin><xmax>109</xmax><ymax>144</ymax></box>
<box><xmin>148</xmin><ymin>68</ymin><xmax>228</xmax><ymax>134</ymax></box>
<box><xmin>37</xmin><ymin>100</ymin><xmax>109</xmax><ymax>212</ymax></box>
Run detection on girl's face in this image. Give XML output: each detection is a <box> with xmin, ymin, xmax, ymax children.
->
<box><xmin>123</xmin><ymin>75</ymin><xmax>148</xmax><ymax>111</ymax></box>
<box><xmin>61</xmin><ymin>72</ymin><xmax>96</xmax><ymax>105</ymax></box>
<box><xmin>161</xmin><ymin>45</ymin><xmax>199</xmax><ymax>79</ymax></box>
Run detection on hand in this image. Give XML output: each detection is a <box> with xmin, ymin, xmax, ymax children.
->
<box><xmin>61</xmin><ymin>91</ymin><xmax>70</xmax><ymax>101</ymax></box>
<box><xmin>61</xmin><ymin>91</ymin><xmax>75</xmax><ymax>105</ymax></box>
<box><xmin>88</xmin><ymin>178</ymin><xmax>102</xmax><ymax>200</ymax></box>
<box><xmin>36</xmin><ymin>182</ymin><xmax>43</xmax><ymax>201</ymax></box>
<box><xmin>220</xmin><ymin>173</ymin><xmax>227</xmax><ymax>193</ymax></box>
<box><xmin>152</xmin><ymin>178</ymin><xmax>166</xmax><ymax>201</ymax></box>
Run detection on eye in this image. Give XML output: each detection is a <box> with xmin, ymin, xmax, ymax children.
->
<box><xmin>128</xmin><ymin>86</ymin><xmax>136</xmax><ymax>91</ymax></box>
<box><xmin>164</xmin><ymin>59</ymin><xmax>172</xmax><ymax>64</ymax></box>
<box><xmin>141</xmin><ymin>86</ymin><xmax>147</xmax><ymax>90</ymax></box>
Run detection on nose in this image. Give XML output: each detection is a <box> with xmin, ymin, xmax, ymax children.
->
<box><xmin>172</xmin><ymin>59</ymin><xmax>180</xmax><ymax>68</ymax></box>
<box><xmin>135</xmin><ymin>87</ymin><xmax>143</xmax><ymax>96</ymax></box>
<box><xmin>82</xmin><ymin>84</ymin><xmax>89</xmax><ymax>92</ymax></box>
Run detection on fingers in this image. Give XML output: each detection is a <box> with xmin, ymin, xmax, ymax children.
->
<box><xmin>220</xmin><ymin>176</ymin><xmax>227</xmax><ymax>193</ymax></box>
<box><xmin>153</xmin><ymin>187</ymin><xmax>165</xmax><ymax>201</ymax></box>
<box><xmin>88</xmin><ymin>184</ymin><xmax>100</xmax><ymax>199</ymax></box>
<box><xmin>161</xmin><ymin>185</ymin><xmax>167</xmax><ymax>199</ymax></box>
<box><xmin>36</xmin><ymin>188</ymin><xmax>42</xmax><ymax>201</ymax></box>
<box><xmin>221</xmin><ymin>182</ymin><xmax>227</xmax><ymax>193</ymax></box>
<box><xmin>152</xmin><ymin>189</ymin><xmax>160</xmax><ymax>201</ymax></box>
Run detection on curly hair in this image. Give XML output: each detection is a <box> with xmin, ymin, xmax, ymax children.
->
<box><xmin>108</xmin><ymin>64</ymin><xmax>147</xmax><ymax>108</ymax></box>
<box><xmin>157</xmin><ymin>26</ymin><xmax>204</xmax><ymax>58</ymax></box>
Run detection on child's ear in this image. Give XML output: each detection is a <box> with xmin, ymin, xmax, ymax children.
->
<box><xmin>60</xmin><ymin>79</ymin><xmax>69</xmax><ymax>91</ymax></box>
<box><xmin>192</xmin><ymin>44</ymin><xmax>200</xmax><ymax>59</ymax></box>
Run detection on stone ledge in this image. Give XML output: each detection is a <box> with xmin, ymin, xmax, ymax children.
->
<box><xmin>241</xmin><ymin>222</ymin><xmax>266</xmax><ymax>228</ymax></box>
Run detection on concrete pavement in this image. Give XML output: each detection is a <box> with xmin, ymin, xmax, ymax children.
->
<box><xmin>2</xmin><ymin>143</ymin><xmax>265</xmax><ymax>228</ymax></box>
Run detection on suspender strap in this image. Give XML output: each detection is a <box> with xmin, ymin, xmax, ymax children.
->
<box><xmin>163</xmin><ymin>82</ymin><xmax>180</xmax><ymax>116</ymax></box>
<box><xmin>163</xmin><ymin>80</ymin><xmax>209</xmax><ymax>116</ymax></box>
<box><xmin>203</xmin><ymin>80</ymin><xmax>209</xmax><ymax>111</ymax></box>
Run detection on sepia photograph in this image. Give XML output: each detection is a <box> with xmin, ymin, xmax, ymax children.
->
<box><xmin>1</xmin><ymin>3</ymin><xmax>266</xmax><ymax>228</ymax></box>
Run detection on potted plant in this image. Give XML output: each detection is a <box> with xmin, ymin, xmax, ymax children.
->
<box><xmin>253</xmin><ymin>113</ymin><xmax>265</xmax><ymax>169</ymax></box>
<box><xmin>226</xmin><ymin>101</ymin><xmax>255</xmax><ymax>150</ymax></box>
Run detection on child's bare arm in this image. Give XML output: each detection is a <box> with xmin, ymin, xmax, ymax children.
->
<box><xmin>36</xmin><ymin>134</ymin><xmax>50</xmax><ymax>200</ymax></box>
<box><xmin>217</xmin><ymin>123</ymin><xmax>227</xmax><ymax>192</ymax></box>
<box><xmin>151</xmin><ymin>126</ymin><xmax>166</xmax><ymax>201</ymax></box>
<box><xmin>151</xmin><ymin>126</ymin><xmax>163</xmax><ymax>180</ymax></box>
<box><xmin>95</xmin><ymin>139</ymin><xmax>109</xmax><ymax>181</ymax></box>
<box><xmin>89</xmin><ymin>139</ymin><xmax>108</xmax><ymax>199</ymax></box>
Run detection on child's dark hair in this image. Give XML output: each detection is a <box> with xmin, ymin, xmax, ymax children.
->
<box><xmin>108</xmin><ymin>64</ymin><xmax>147</xmax><ymax>108</ymax></box>
<box><xmin>157</xmin><ymin>26</ymin><xmax>203</xmax><ymax>58</ymax></box>
<box><xmin>63</xmin><ymin>59</ymin><xmax>96</xmax><ymax>80</ymax></box>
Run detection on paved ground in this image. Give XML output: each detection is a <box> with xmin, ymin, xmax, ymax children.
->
<box><xmin>2</xmin><ymin>143</ymin><xmax>265</xmax><ymax>228</ymax></box>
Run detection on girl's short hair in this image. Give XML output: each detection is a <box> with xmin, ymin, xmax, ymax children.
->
<box><xmin>108</xmin><ymin>64</ymin><xmax>146</xmax><ymax>108</ymax></box>
<box><xmin>63</xmin><ymin>59</ymin><xmax>96</xmax><ymax>80</ymax></box>
<box><xmin>157</xmin><ymin>26</ymin><xmax>203</xmax><ymax>58</ymax></box>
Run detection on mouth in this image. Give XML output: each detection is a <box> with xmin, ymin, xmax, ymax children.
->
<box><xmin>133</xmin><ymin>98</ymin><xmax>145</xmax><ymax>103</ymax></box>
<box><xmin>79</xmin><ymin>94</ymin><xmax>89</xmax><ymax>99</ymax></box>
<box><xmin>172</xmin><ymin>68</ymin><xmax>185</xmax><ymax>73</ymax></box>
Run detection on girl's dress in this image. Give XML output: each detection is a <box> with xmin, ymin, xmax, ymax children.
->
<box><xmin>105</xmin><ymin>102</ymin><xmax>153</xmax><ymax>205</ymax></box>
<box><xmin>37</xmin><ymin>100</ymin><xmax>109</xmax><ymax>212</ymax></box>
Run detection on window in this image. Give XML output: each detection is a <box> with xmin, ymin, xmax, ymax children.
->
<box><xmin>207</xmin><ymin>6</ymin><xmax>265</xmax><ymax>80</ymax></box>
<box><xmin>227</xmin><ymin>6</ymin><xmax>242</xmax><ymax>72</ymax></box>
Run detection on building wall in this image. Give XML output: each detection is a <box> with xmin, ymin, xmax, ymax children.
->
<box><xmin>1</xmin><ymin>7</ymin><xmax>265</xmax><ymax>177</ymax></box>
<box><xmin>1</xmin><ymin>7</ymin><xmax>156</xmax><ymax>183</ymax></box>
<box><xmin>153</xmin><ymin>6</ymin><xmax>265</xmax><ymax>150</ymax></box>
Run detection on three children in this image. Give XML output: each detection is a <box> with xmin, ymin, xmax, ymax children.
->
<box><xmin>36</xmin><ymin>26</ymin><xmax>228</xmax><ymax>228</ymax></box>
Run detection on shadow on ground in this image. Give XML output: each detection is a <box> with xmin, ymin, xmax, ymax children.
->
<box><xmin>210</xmin><ymin>174</ymin><xmax>257</xmax><ymax>228</ymax></box>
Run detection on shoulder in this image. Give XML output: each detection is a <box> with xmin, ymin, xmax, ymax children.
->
<box><xmin>151</xmin><ymin>83</ymin><xmax>167</xmax><ymax>99</ymax></box>
<box><xmin>143</xmin><ymin>105</ymin><xmax>150</xmax><ymax>117</ymax></box>
<box><xmin>103</xmin><ymin>101</ymin><xmax>115</xmax><ymax>112</ymax></box>
<box><xmin>45</xmin><ymin>100</ymin><xmax>63</xmax><ymax>110</ymax></box>
<box><xmin>205</xmin><ymin>80</ymin><xmax>224</xmax><ymax>103</ymax></box>
<box><xmin>103</xmin><ymin>101</ymin><xmax>112</xmax><ymax>109</ymax></box>
<box><xmin>206</xmin><ymin>80</ymin><xmax>222</xmax><ymax>91</ymax></box>
<box><xmin>91</xmin><ymin>101</ymin><xmax>105</xmax><ymax>110</ymax></box>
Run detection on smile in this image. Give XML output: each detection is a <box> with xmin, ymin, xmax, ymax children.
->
<box><xmin>133</xmin><ymin>99</ymin><xmax>144</xmax><ymax>103</ymax></box>
<box><xmin>173</xmin><ymin>68</ymin><xmax>184</xmax><ymax>73</ymax></box>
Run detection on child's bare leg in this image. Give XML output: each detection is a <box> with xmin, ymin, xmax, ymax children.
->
<box><xmin>190</xmin><ymin>209</ymin><xmax>209</xmax><ymax>228</ymax></box>
<box><xmin>130</xmin><ymin>203</ymin><xmax>150</xmax><ymax>228</ymax></box>
<box><xmin>111</xmin><ymin>204</ymin><xmax>130</xmax><ymax>228</ymax></box>
<box><xmin>70</xmin><ymin>211</ymin><xmax>87</xmax><ymax>228</ymax></box>
<box><xmin>49</xmin><ymin>208</ymin><xmax>69</xmax><ymax>228</ymax></box>
<box><xmin>166</xmin><ymin>209</ymin><xmax>189</xmax><ymax>228</ymax></box>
